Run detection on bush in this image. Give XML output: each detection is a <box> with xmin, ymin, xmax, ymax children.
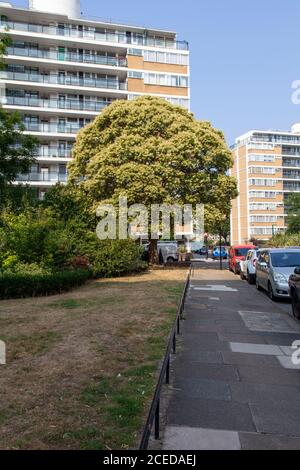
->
<box><xmin>0</xmin><ymin>269</ymin><xmax>92</xmax><ymax>300</ymax></box>
<box><xmin>89</xmin><ymin>239</ymin><xmax>148</xmax><ymax>278</ymax></box>
<box><xmin>270</xmin><ymin>233</ymin><xmax>300</xmax><ymax>248</ymax></box>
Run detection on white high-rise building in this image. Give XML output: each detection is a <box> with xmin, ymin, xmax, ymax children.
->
<box><xmin>0</xmin><ymin>0</ymin><xmax>190</xmax><ymax>199</ymax></box>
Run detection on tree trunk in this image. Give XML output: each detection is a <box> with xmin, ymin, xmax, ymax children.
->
<box><xmin>149</xmin><ymin>239</ymin><xmax>159</xmax><ymax>265</ymax></box>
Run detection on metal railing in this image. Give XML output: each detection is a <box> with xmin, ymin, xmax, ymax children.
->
<box><xmin>0</xmin><ymin>71</ymin><xmax>127</xmax><ymax>90</ymax></box>
<box><xmin>35</xmin><ymin>147</ymin><xmax>72</xmax><ymax>158</ymax></box>
<box><xmin>17</xmin><ymin>171</ymin><xmax>67</xmax><ymax>182</ymax></box>
<box><xmin>139</xmin><ymin>267</ymin><xmax>191</xmax><ymax>450</ymax></box>
<box><xmin>6</xmin><ymin>46</ymin><xmax>127</xmax><ymax>67</ymax></box>
<box><xmin>5</xmin><ymin>95</ymin><xmax>110</xmax><ymax>112</ymax></box>
<box><xmin>0</xmin><ymin>21</ymin><xmax>189</xmax><ymax>51</ymax></box>
<box><xmin>23</xmin><ymin>122</ymin><xmax>82</xmax><ymax>134</ymax></box>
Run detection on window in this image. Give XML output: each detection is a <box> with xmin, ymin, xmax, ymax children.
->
<box><xmin>249</xmin><ymin>191</ymin><xmax>276</xmax><ymax>199</ymax></box>
<box><xmin>248</xmin><ymin>154</ymin><xmax>275</xmax><ymax>162</ymax></box>
<box><xmin>128</xmin><ymin>71</ymin><xmax>143</xmax><ymax>79</ymax></box>
<box><xmin>249</xmin><ymin>179</ymin><xmax>276</xmax><ymax>187</ymax></box>
<box><xmin>249</xmin><ymin>167</ymin><xmax>276</xmax><ymax>175</ymax></box>
<box><xmin>143</xmin><ymin>73</ymin><xmax>188</xmax><ymax>87</ymax></box>
<box><xmin>128</xmin><ymin>48</ymin><xmax>143</xmax><ymax>56</ymax></box>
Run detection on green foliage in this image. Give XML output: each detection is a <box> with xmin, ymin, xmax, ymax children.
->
<box><xmin>0</xmin><ymin>269</ymin><xmax>92</xmax><ymax>300</ymax></box>
<box><xmin>0</xmin><ymin>208</ymin><xmax>147</xmax><ymax>285</ymax></box>
<box><xmin>87</xmin><ymin>239</ymin><xmax>147</xmax><ymax>278</ymax></box>
<box><xmin>270</xmin><ymin>232</ymin><xmax>300</xmax><ymax>248</ymax></box>
<box><xmin>205</xmin><ymin>204</ymin><xmax>230</xmax><ymax>241</ymax></box>
<box><xmin>286</xmin><ymin>194</ymin><xmax>300</xmax><ymax>234</ymax></box>
<box><xmin>69</xmin><ymin>96</ymin><xmax>238</xmax><ymax>212</ymax></box>
<box><xmin>0</xmin><ymin>30</ymin><xmax>11</xmax><ymax>69</ymax></box>
<box><xmin>0</xmin><ymin>109</ymin><xmax>37</xmax><ymax>192</ymax></box>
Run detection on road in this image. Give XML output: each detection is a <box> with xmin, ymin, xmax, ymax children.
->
<box><xmin>162</xmin><ymin>259</ymin><xmax>300</xmax><ymax>450</ymax></box>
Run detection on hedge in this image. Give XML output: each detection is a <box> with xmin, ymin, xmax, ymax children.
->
<box><xmin>0</xmin><ymin>269</ymin><xmax>92</xmax><ymax>300</ymax></box>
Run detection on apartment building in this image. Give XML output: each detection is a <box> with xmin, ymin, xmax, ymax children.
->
<box><xmin>231</xmin><ymin>124</ymin><xmax>300</xmax><ymax>245</ymax></box>
<box><xmin>0</xmin><ymin>0</ymin><xmax>190</xmax><ymax>199</ymax></box>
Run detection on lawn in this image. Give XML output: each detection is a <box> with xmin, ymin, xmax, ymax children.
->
<box><xmin>0</xmin><ymin>269</ymin><xmax>187</xmax><ymax>450</ymax></box>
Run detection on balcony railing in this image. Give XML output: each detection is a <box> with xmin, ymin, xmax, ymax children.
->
<box><xmin>5</xmin><ymin>95</ymin><xmax>109</xmax><ymax>112</ymax></box>
<box><xmin>0</xmin><ymin>71</ymin><xmax>128</xmax><ymax>90</ymax></box>
<box><xmin>283</xmin><ymin>173</ymin><xmax>300</xmax><ymax>180</ymax></box>
<box><xmin>17</xmin><ymin>171</ymin><xmax>67</xmax><ymax>182</ymax></box>
<box><xmin>35</xmin><ymin>147</ymin><xmax>72</xmax><ymax>158</ymax></box>
<box><xmin>6</xmin><ymin>46</ymin><xmax>127</xmax><ymax>67</ymax></box>
<box><xmin>0</xmin><ymin>20</ymin><xmax>189</xmax><ymax>50</ymax></box>
<box><xmin>284</xmin><ymin>183</ymin><xmax>300</xmax><ymax>190</ymax></box>
<box><xmin>23</xmin><ymin>122</ymin><xmax>82</xmax><ymax>134</ymax></box>
<box><xmin>282</xmin><ymin>160</ymin><xmax>300</xmax><ymax>167</ymax></box>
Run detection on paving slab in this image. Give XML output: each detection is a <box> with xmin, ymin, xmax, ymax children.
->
<box><xmin>222</xmin><ymin>351</ymin><xmax>280</xmax><ymax>368</ymax></box>
<box><xmin>171</xmin><ymin>378</ymin><xmax>231</xmax><ymax>401</ymax></box>
<box><xmin>218</xmin><ymin>333</ymin><xmax>268</xmax><ymax>344</ymax></box>
<box><xmin>164</xmin><ymin>426</ymin><xmax>241</xmax><ymax>451</ymax></box>
<box><xmin>250</xmin><ymin>401</ymin><xmax>300</xmax><ymax>436</ymax></box>
<box><xmin>230</xmin><ymin>342</ymin><xmax>283</xmax><ymax>356</ymax></box>
<box><xmin>240</xmin><ymin>432</ymin><xmax>300</xmax><ymax>450</ymax></box>
<box><xmin>237</xmin><ymin>364</ymin><xmax>300</xmax><ymax>386</ymax></box>
<box><xmin>173</xmin><ymin>363</ymin><xmax>240</xmax><ymax>383</ymax></box>
<box><xmin>175</xmin><ymin>351</ymin><xmax>223</xmax><ymax>365</ymax></box>
<box><xmin>167</xmin><ymin>397</ymin><xmax>256</xmax><ymax>432</ymax></box>
<box><xmin>230</xmin><ymin>382</ymin><xmax>300</xmax><ymax>405</ymax></box>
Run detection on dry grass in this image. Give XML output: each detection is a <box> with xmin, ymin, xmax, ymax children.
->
<box><xmin>0</xmin><ymin>269</ymin><xmax>187</xmax><ymax>450</ymax></box>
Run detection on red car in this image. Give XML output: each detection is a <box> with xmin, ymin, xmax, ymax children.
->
<box><xmin>229</xmin><ymin>245</ymin><xmax>256</xmax><ymax>275</ymax></box>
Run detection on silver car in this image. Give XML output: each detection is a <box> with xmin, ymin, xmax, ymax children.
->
<box><xmin>256</xmin><ymin>248</ymin><xmax>300</xmax><ymax>301</ymax></box>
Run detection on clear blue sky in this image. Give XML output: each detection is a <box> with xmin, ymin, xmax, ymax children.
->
<box><xmin>10</xmin><ymin>0</ymin><xmax>300</xmax><ymax>143</ymax></box>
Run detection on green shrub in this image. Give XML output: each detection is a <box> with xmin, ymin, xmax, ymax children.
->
<box><xmin>270</xmin><ymin>233</ymin><xmax>300</xmax><ymax>248</ymax></box>
<box><xmin>0</xmin><ymin>269</ymin><xmax>92</xmax><ymax>300</ymax></box>
<box><xmin>88</xmin><ymin>240</ymin><xmax>148</xmax><ymax>278</ymax></box>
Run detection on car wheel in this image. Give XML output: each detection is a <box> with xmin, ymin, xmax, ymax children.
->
<box><xmin>268</xmin><ymin>282</ymin><xmax>278</xmax><ymax>302</ymax></box>
<box><xmin>247</xmin><ymin>272</ymin><xmax>255</xmax><ymax>285</ymax></box>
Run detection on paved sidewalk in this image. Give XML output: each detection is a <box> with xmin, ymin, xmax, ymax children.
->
<box><xmin>162</xmin><ymin>261</ymin><xmax>300</xmax><ymax>450</ymax></box>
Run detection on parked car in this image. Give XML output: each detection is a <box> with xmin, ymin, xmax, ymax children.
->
<box><xmin>158</xmin><ymin>241</ymin><xmax>179</xmax><ymax>264</ymax></box>
<box><xmin>212</xmin><ymin>246</ymin><xmax>228</xmax><ymax>260</ymax></box>
<box><xmin>143</xmin><ymin>241</ymin><xmax>179</xmax><ymax>264</ymax></box>
<box><xmin>289</xmin><ymin>267</ymin><xmax>300</xmax><ymax>319</ymax></box>
<box><xmin>256</xmin><ymin>248</ymin><xmax>300</xmax><ymax>301</ymax></box>
<box><xmin>229</xmin><ymin>245</ymin><xmax>256</xmax><ymax>275</ymax></box>
<box><xmin>240</xmin><ymin>249</ymin><xmax>259</xmax><ymax>284</ymax></box>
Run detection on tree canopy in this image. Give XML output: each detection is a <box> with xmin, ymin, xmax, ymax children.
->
<box><xmin>286</xmin><ymin>193</ymin><xmax>300</xmax><ymax>234</ymax></box>
<box><xmin>69</xmin><ymin>97</ymin><xmax>238</xmax><ymax>218</ymax></box>
<box><xmin>0</xmin><ymin>109</ymin><xmax>37</xmax><ymax>194</ymax></box>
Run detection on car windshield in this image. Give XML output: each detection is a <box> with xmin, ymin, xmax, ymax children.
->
<box><xmin>271</xmin><ymin>252</ymin><xmax>300</xmax><ymax>268</ymax></box>
<box><xmin>235</xmin><ymin>248</ymin><xmax>250</xmax><ymax>257</ymax></box>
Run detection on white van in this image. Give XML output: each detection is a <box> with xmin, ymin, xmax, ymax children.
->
<box><xmin>158</xmin><ymin>242</ymin><xmax>179</xmax><ymax>264</ymax></box>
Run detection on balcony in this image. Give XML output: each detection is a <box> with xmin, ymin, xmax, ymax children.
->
<box><xmin>6</xmin><ymin>46</ymin><xmax>127</xmax><ymax>68</ymax></box>
<box><xmin>0</xmin><ymin>20</ymin><xmax>189</xmax><ymax>51</ymax></box>
<box><xmin>282</xmin><ymin>160</ymin><xmax>300</xmax><ymax>168</ymax></box>
<box><xmin>283</xmin><ymin>173</ymin><xmax>300</xmax><ymax>180</ymax></box>
<box><xmin>23</xmin><ymin>122</ymin><xmax>82</xmax><ymax>134</ymax></box>
<box><xmin>0</xmin><ymin>71</ymin><xmax>128</xmax><ymax>91</ymax></box>
<box><xmin>17</xmin><ymin>171</ymin><xmax>67</xmax><ymax>183</ymax></box>
<box><xmin>5</xmin><ymin>95</ymin><xmax>109</xmax><ymax>113</ymax></box>
<box><xmin>35</xmin><ymin>147</ymin><xmax>72</xmax><ymax>158</ymax></box>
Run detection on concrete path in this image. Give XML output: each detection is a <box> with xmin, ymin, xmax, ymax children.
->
<box><xmin>162</xmin><ymin>261</ymin><xmax>300</xmax><ymax>450</ymax></box>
